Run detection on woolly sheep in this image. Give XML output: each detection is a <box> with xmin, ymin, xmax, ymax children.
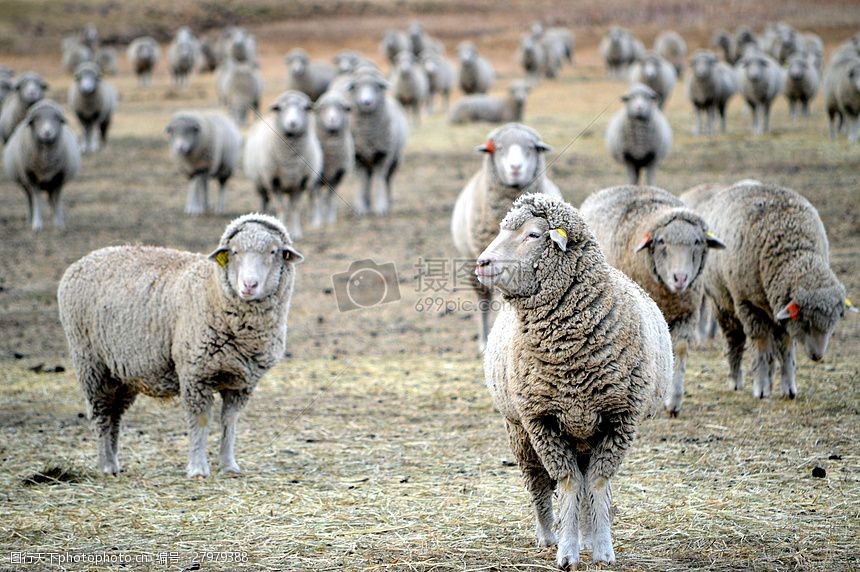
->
<box><xmin>541</xmin><ymin>27</ymin><xmax>575</xmax><ymax>67</ymax></box>
<box><xmin>605</xmin><ymin>83</ymin><xmax>672</xmax><ymax>186</ymax></box>
<box><xmin>448</xmin><ymin>81</ymin><xmax>530</xmax><ymax>125</ymax></box>
<box><xmin>244</xmin><ymin>90</ymin><xmax>323</xmax><ymax>239</ymax></box>
<box><xmin>519</xmin><ymin>35</ymin><xmax>548</xmax><ymax>80</ymax></box>
<box><xmin>285</xmin><ymin>49</ymin><xmax>335</xmax><ymax>102</ymax></box>
<box><xmin>198</xmin><ymin>38</ymin><xmax>218</xmax><ymax>73</ymax></box>
<box><xmin>346</xmin><ymin>71</ymin><xmax>409</xmax><ymax>216</ymax></box>
<box><xmin>62</xmin><ymin>37</ymin><xmax>93</xmax><ymax>75</ymax></box>
<box><xmin>3</xmin><ymin>100</ymin><xmax>80</xmax><ymax>231</ymax></box>
<box><xmin>784</xmin><ymin>52</ymin><xmax>819</xmax><ymax>118</ymax></box>
<box><xmin>168</xmin><ymin>28</ymin><xmax>198</xmax><ymax>87</ymax></box>
<box><xmin>95</xmin><ymin>48</ymin><xmax>118</xmax><ymax>76</ymax></box>
<box><xmin>687</xmin><ymin>50</ymin><xmax>737</xmax><ymax>135</ymax></box>
<box><xmin>312</xmin><ymin>91</ymin><xmax>354</xmax><ymax>227</ymax></box>
<box><xmin>68</xmin><ymin>62</ymin><xmax>117</xmax><ymax>154</ymax></box>
<box><xmin>127</xmin><ymin>36</ymin><xmax>160</xmax><ymax>87</ymax></box>
<box><xmin>712</xmin><ymin>31</ymin><xmax>737</xmax><ymax>64</ymax></box>
<box><xmin>217</xmin><ymin>60</ymin><xmax>263</xmax><ymax>126</ymax></box>
<box><xmin>764</xmin><ymin>22</ymin><xmax>799</xmax><ymax>65</ymax></box>
<box><xmin>735</xmin><ymin>27</ymin><xmax>761</xmax><ymax>60</ymax></box>
<box><xmin>629</xmin><ymin>51</ymin><xmax>677</xmax><ymax>108</ymax></box>
<box><xmin>223</xmin><ymin>29</ymin><xmax>257</xmax><ymax>65</ymax></box>
<box><xmin>333</xmin><ymin>50</ymin><xmax>371</xmax><ymax>76</ymax></box>
<box><xmin>655</xmin><ymin>30</ymin><xmax>687</xmax><ymax>77</ymax></box>
<box><xmin>803</xmin><ymin>33</ymin><xmax>824</xmax><ymax>71</ymax></box>
<box><xmin>450</xmin><ymin>123</ymin><xmax>560</xmax><ymax>353</ymax></box>
<box><xmin>737</xmin><ymin>53</ymin><xmax>784</xmax><ymax>135</ymax></box>
<box><xmin>380</xmin><ymin>30</ymin><xmax>410</xmax><ymax>67</ymax></box>
<box><xmin>823</xmin><ymin>53</ymin><xmax>860</xmax><ymax>142</ymax></box>
<box><xmin>390</xmin><ymin>51</ymin><xmax>429</xmax><ymax>123</ymax></box>
<box><xmin>0</xmin><ymin>73</ymin><xmax>12</xmax><ymax>113</ymax></box>
<box><xmin>421</xmin><ymin>51</ymin><xmax>454</xmax><ymax>113</ymax></box>
<box><xmin>0</xmin><ymin>72</ymin><xmax>47</xmax><ymax>144</ymax></box>
<box><xmin>407</xmin><ymin>22</ymin><xmax>443</xmax><ymax>57</ymax></box>
<box><xmin>478</xmin><ymin>193</ymin><xmax>671</xmax><ymax>568</ymax></box>
<box><xmin>600</xmin><ymin>27</ymin><xmax>643</xmax><ymax>77</ymax></box>
<box><xmin>457</xmin><ymin>42</ymin><xmax>495</xmax><ymax>95</ymax></box>
<box><xmin>58</xmin><ymin>214</ymin><xmax>304</xmax><ymax>477</ymax></box>
<box><xmin>580</xmin><ymin>185</ymin><xmax>726</xmax><ymax>415</ymax></box>
<box><xmin>166</xmin><ymin>110</ymin><xmax>241</xmax><ymax>216</ymax></box>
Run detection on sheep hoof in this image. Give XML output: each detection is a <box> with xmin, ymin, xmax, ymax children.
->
<box><xmin>556</xmin><ymin>551</ymin><xmax>580</xmax><ymax>570</ymax></box>
<box><xmin>219</xmin><ymin>463</ymin><xmax>242</xmax><ymax>476</ymax></box>
<box><xmin>536</xmin><ymin>529</ymin><xmax>558</xmax><ymax>547</ymax></box>
<box><xmin>187</xmin><ymin>463</ymin><xmax>211</xmax><ymax>479</ymax></box>
<box><xmin>667</xmin><ymin>408</ymin><xmax>679</xmax><ymax>418</ymax></box>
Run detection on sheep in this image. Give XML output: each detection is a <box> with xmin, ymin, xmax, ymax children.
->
<box><xmin>346</xmin><ymin>70</ymin><xmax>409</xmax><ymax>216</ymax></box>
<box><xmin>312</xmin><ymin>91</ymin><xmax>354</xmax><ymax>227</ymax></box>
<box><xmin>654</xmin><ymin>31</ymin><xmax>687</xmax><ymax>78</ymax></box>
<box><xmin>803</xmin><ymin>33</ymin><xmax>824</xmax><ymax>72</ymax></box>
<box><xmin>477</xmin><ymin>192</ymin><xmax>671</xmax><ymax>569</ymax></box>
<box><xmin>244</xmin><ymin>90</ymin><xmax>323</xmax><ymax>239</ymax></box>
<box><xmin>95</xmin><ymin>48</ymin><xmax>118</xmax><ymax>76</ymax></box>
<box><xmin>58</xmin><ymin>214</ymin><xmax>304</xmax><ymax>478</ymax></box>
<box><xmin>166</xmin><ymin>111</ymin><xmax>242</xmax><ymax>216</ymax></box>
<box><xmin>3</xmin><ymin>100</ymin><xmax>80</xmax><ymax>232</ymax></box>
<box><xmin>457</xmin><ymin>42</ymin><xmax>495</xmax><ymax>95</ymax></box>
<box><xmin>217</xmin><ymin>60</ymin><xmax>263</xmax><ymax>126</ymax></box>
<box><xmin>450</xmin><ymin>123</ymin><xmax>561</xmax><ymax>354</ymax></box>
<box><xmin>687</xmin><ymin>50</ymin><xmax>737</xmax><ymax>135</ymax></box>
<box><xmin>735</xmin><ymin>27</ymin><xmax>760</xmax><ymax>60</ymax></box>
<box><xmin>448</xmin><ymin>81</ymin><xmax>530</xmax><ymax>125</ymax></box>
<box><xmin>600</xmin><ymin>27</ymin><xmax>643</xmax><ymax>77</ymax></box>
<box><xmin>580</xmin><ymin>185</ymin><xmax>726</xmax><ymax>416</ymax></box>
<box><xmin>284</xmin><ymin>49</ymin><xmax>335</xmax><ymax>102</ymax></box>
<box><xmin>127</xmin><ymin>36</ymin><xmax>160</xmax><ymax>87</ymax></box>
<box><xmin>62</xmin><ymin>37</ymin><xmax>93</xmax><ymax>75</ymax></box>
<box><xmin>198</xmin><ymin>38</ymin><xmax>219</xmax><ymax>73</ymax></box>
<box><xmin>67</xmin><ymin>62</ymin><xmax>117</xmax><ymax>154</ymax></box>
<box><xmin>695</xmin><ymin>181</ymin><xmax>854</xmax><ymax>400</ymax></box>
<box><xmin>0</xmin><ymin>74</ymin><xmax>12</xmax><ymax>112</ymax></box>
<box><xmin>629</xmin><ymin>51</ymin><xmax>678</xmax><ymax>108</ymax></box>
<box><xmin>823</xmin><ymin>53</ymin><xmax>860</xmax><ymax>142</ymax></box>
<box><xmin>784</xmin><ymin>52</ymin><xmax>819</xmax><ymax>118</ymax></box>
<box><xmin>222</xmin><ymin>28</ymin><xmax>257</xmax><ymax>65</ymax></box>
<box><xmin>712</xmin><ymin>30</ymin><xmax>736</xmax><ymax>64</ymax></box>
<box><xmin>737</xmin><ymin>53</ymin><xmax>785</xmax><ymax>135</ymax></box>
<box><xmin>519</xmin><ymin>35</ymin><xmax>548</xmax><ymax>80</ymax></box>
<box><xmin>541</xmin><ymin>27</ymin><xmax>575</xmax><ymax>67</ymax></box>
<box><xmin>333</xmin><ymin>50</ymin><xmax>369</xmax><ymax>76</ymax></box>
<box><xmin>168</xmin><ymin>28</ymin><xmax>198</xmax><ymax>87</ymax></box>
<box><xmin>380</xmin><ymin>30</ymin><xmax>410</xmax><ymax>67</ymax></box>
<box><xmin>764</xmin><ymin>22</ymin><xmax>799</xmax><ymax>65</ymax></box>
<box><xmin>605</xmin><ymin>83</ymin><xmax>672</xmax><ymax>186</ymax></box>
<box><xmin>390</xmin><ymin>51</ymin><xmax>429</xmax><ymax>123</ymax></box>
<box><xmin>0</xmin><ymin>72</ymin><xmax>47</xmax><ymax>143</ymax></box>
<box><xmin>420</xmin><ymin>51</ymin><xmax>454</xmax><ymax>113</ymax></box>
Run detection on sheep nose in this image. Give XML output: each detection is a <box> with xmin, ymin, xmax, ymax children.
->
<box><xmin>243</xmin><ymin>280</ymin><xmax>258</xmax><ymax>290</ymax></box>
<box><xmin>476</xmin><ymin>257</ymin><xmax>492</xmax><ymax>268</ymax></box>
<box><xmin>810</xmin><ymin>352</ymin><xmax>822</xmax><ymax>362</ymax></box>
<box><xmin>673</xmin><ymin>273</ymin><xmax>688</xmax><ymax>289</ymax></box>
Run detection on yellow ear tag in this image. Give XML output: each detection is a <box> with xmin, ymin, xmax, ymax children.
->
<box><xmin>215</xmin><ymin>251</ymin><xmax>229</xmax><ymax>268</ymax></box>
<box><xmin>549</xmin><ymin>228</ymin><xmax>568</xmax><ymax>252</ymax></box>
<box><xmin>706</xmin><ymin>230</ymin><xmax>716</xmax><ymax>238</ymax></box>
<box><xmin>846</xmin><ymin>298</ymin><xmax>853</xmax><ymax>307</ymax></box>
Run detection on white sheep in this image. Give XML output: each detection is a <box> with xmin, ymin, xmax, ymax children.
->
<box><xmin>0</xmin><ymin>72</ymin><xmax>47</xmax><ymax>143</ymax></box>
<box><xmin>824</xmin><ymin>52</ymin><xmax>860</xmax><ymax>142</ymax></box>
<box><xmin>457</xmin><ymin>42</ymin><xmax>495</xmax><ymax>95</ymax></box>
<box><xmin>628</xmin><ymin>51</ymin><xmax>678</xmax><ymax>108</ymax></box>
<box><xmin>654</xmin><ymin>30</ymin><xmax>687</xmax><ymax>77</ymax></box>
<box><xmin>126</xmin><ymin>36</ymin><xmax>160</xmax><ymax>87</ymax></box>
<box><xmin>312</xmin><ymin>91</ymin><xmax>355</xmax><ymax>227</ymax></box>
<box><xmin>420</xmin><ymin>51</ymin><xmax>454</xmax><ymax>113</ymax></box>
<box><xmin>737</xmin><ymin>52</ymin><xmax>784</xmax><ymax>135</ymax></box>
<box><xmin>390</xmin><ymin>51</ymin><xmax>429</xmax><ymax>123</ymax></box>
<box><xmin>687</xmin><ymin>50</ymin><xmax>737</xmax><ymax>135</ymax></box>
<box><xmin>600</xmin><ymin>27</ymin><xmax>643</xmax><ymax>77</ymax></box>
<box><xmin>784</xmin><ymin>52</ymin><xmax>819</xmax><ymax>118</ymax></box>
<box><xmin>380</xmin><ymin>30</ymin><xmax>410</xmax><ymax>67</ymax></box>
<box><xmin>285</xmin><ymin>49</ymin><xmax>335</xmax><ymax>102</ymax></box>
<box><xmin>217</xmin><ymin>60</ymin><xmax>263</xmax><ymax>126</ymax></box>
<box><xmin>448</xmin><ymin>81</ymin><xmax>530</xmax><ymax>125</ymax></box>
<box><xmin>68</xmin><ymin>62</ymin><xmax>117</xmax><ymax>154</ymax></box>
<box><xmin>168</xmin><ymin>27</ymin><xmax>199</xmax><ymax>87</ymax></box>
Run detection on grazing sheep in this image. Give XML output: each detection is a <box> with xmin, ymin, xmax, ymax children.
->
<box><xmin>244</xmin><ymin>91</ymin><xmax>323</xmax><ymax>239</ymax></box>
<box><xmin>448</xmin><ymin>81</ymin><xmax>530</xmax><ymax>125</ymax></box>
<box><xmin>95</xmin><ymin>48</ymin><xmax>118</xmax><ymax>76</ymax></box>
<box><xmin>312</xmin><ymin>91</ymin><xmax>354</xmax><ymax>227</ymax></box>
<box><xmin>655</xmin><ymin>30</ymin><xmax>687</xmax><ymax>77</ymax></box>
<box><xmin>600</xmin><ymin>27</ymin><xmax>643</xmax><ymax>77</ymax></box>
<box><xmin>68</xmin><ymin>62</ymin><xmax>117</xmax><ymax>154</ymax></box>
<box><xmin>390</xmin><ymin>51</ymin><xmax>429</xmax><ymax>123</ymax></box>
<box><xmin>519</xmin><ymin>35</ymin><xmax>548</xmax><ymax>80</ymax></box>
<box><xmin>696</xmin><ymin>181</ymin><xmax>854</xmax><ymax>399</ymax></box>
<box><xmin>784</xmin><ymin>52</ymin><xmax>819</xmax><ymax>118</ymax></box>
<box><xmin>168</xmin><ymin>28</ymin><xmax>198</xmax><ymax>87</ymax></box>
<box><xmin>421</xmin><ymin>51</ymin><xmax>454</xmax><ymax>113</ymax></box>
<box><xmin>217</xmin><ymin>60</ymin><xmax>263</xmax><ymax>126</ymax></box>
<box><xmin>380</xmin><ymin>30</ymin><xmax>410</xmax><ymax>67</ymax></box>
<box><xmin>3</xmin><ymin>100</ymin><xmax>80</xmax><ymax>231</ymax></box>
<box><xmin>605</xmin><ymin>83</ymin><xmax>672</xmax><ymax>186</ymax></box>
<box><xmin>285</xmin><ymin>49</ymin><xmax>335</xmax><ymax>102</ymax></box>
<box><xmin>457</xmin><ymin>42</ymin><xmax>495</xmax><ymax>95</ymax></box>
<box><xmin>629</xmin><ymin>51</ymin><xmax>678</xmax><ymax>108</ymax></box>
<box><xmin>737</xmin><ymin>53</ymin><xmax>784</xmax><ymax>135</ymax></box>
<box><xmin>450</xmin><ymin>123</ymin><xmax>560</xmax><ymax>353</ymax></box>
<box><xmin>346</xmin><ymin>71</ymin><xmax>409</xmax><ymax>216</ymax></box>
<box><xmin>687</xmin><ymin>50</ymin><xmax>737</xmax><ymax>135</ymax></box>
<box><xmin>58</xmin><ymin>214</ymin><xmax>304</xmax><ymax>478</ymax></box>
<box><xmin>478</xmin><ymin>193</ymin><xmax>671</xmax><ymax>569</ymax></box>
<box><xmin>824</xmin><ymin>53</ymin><xmax>860</xmax><ymax>142</ymax></box>
<box><xmin>166</xmin><ymin>111</ymin><xmax>242</xmax><ymax>216</ymax></box>
<box><xmin>127</xmin><ymin>36</ymin><xmax>160</xmax><ymax>87</ymax></box>
<box><xmin>0</xmin><ymin>72</ymin><xmax>47</xmax><ymax>143</ymax></box>
<box><xmin>580</xmin><ymin>185</ymin><xmax>726</xmax><ymax>415</ymax></box>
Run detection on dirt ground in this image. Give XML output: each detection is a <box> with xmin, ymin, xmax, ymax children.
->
<box><xmin>1</xmin><ymin>1</ymin><xmax>859</xmax><ymax>571</ymax></box>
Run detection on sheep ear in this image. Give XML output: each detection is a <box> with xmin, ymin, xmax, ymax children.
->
<box><xmin>375</xmin><ymin>78</ymin><xmax>390</xmax><ymax>90</ymax></box>
<box><xmin>476</xmin><ymin>138</ymin><xmax>496</xmax><ymax>154</ymax></box>
<box><xmin>535</xmin><ymin>141</ymin><xmax>552</xmax><ymax>153</ymax></box>
<box><xmin>705</xmin><ymin>231</ymin><xmax>726</xmax><ymax>249</ymax></box>
<box><xmin>621</xmin><ymin>94</ymin><xmax>631</xmax><ymax>102</ymax></box>
<box><xmin>634</xmin><ymin>232</ymin><xmax>652</xmax><ymax>253</ymax></box>
<box><xmin>269</xmin><ymin>101</ymin><xmax>283</xmax><ymax>112</ymax></box>
<box><xmin>846</xmin><ymin>298</ymin><xmax>859</xmax><ymax>314</ymax></box>
<box><xmin>548</xmin><ymin>228</ymin><xmax>568</xmax><ymax>252</ymax></box>
<box><xmin>208</xmin><ymin>248</ymin><xmax>230</xmax><ymax>268</ymax></box>
<box><xmin>345</xmin><ymin>80</ymin><xmax>356</xmax><ymax>92</ymax></box>
<box><xmin>165</xmin><ymin>124</ymin><xmax>174</xmax><ymax>135</ymax></box>
<box><xmin>283</xmin><ymin>245</ymin><xmax>304</xmax><ymax>263</ymax></box>
<box><xmin>775</xmin><ymin>301</ymin><xmax>800</xmax><ymax>321</ymax></box>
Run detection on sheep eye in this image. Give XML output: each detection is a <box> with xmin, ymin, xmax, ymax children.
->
<box><xmin>231</xmin><ymin>249</ymin><xmax>238</xmax><ymax>255</ymax></box>
<box><xmin>656</xmin><ymin>238</ymin><xmax>665</xmax><ymax>245</ymax></box>
<box><xmin>526</xmin><ymin>231</ymin><xmax>542</xmax><ymax>239</ymax></box>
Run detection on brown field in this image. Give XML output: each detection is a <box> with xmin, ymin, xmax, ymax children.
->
<box><xmin>0</xmin><ymin>1</ymin><xmax>859</xmax><ymax>571</ymax></box>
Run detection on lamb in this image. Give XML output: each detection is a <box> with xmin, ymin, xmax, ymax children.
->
<box><xmin>168</xmin><ymin>28</ymin><xmax>198</xmax><ymax>87</ymax></box>
<box><xmin>448</xmin><ymin>81</ymin><xmax>530</xmax><ymax>125</ymax></box>
<box><xmin>784</xmin><ymin>52</ymin><xmax>819</xmax><ymax>118</ymax></box>
<box><xmin>695</xmin><ymin>181</ymin><xmax>854</xmax><ymax>400</ymax></box>
<box><xmin>420</xmin><ymin>51</ymin><xmax>454</xmax><ymax>113</ymax></box>
<box><xmin>654</xmin><ymin>30</ymin><xmax>687</xmax><ymax>77</ymax></box>
<box><xmin>217</xmin><ymin>60</ymin><xmax>263</xmax><ymax>126</ymax></box>
<box><xmin>605</xmin><ymin>83</ymin><xmax>672</xmax><ymax>186</ymax></box>
<box><xmin>68</xmin><ymin>62</ymin><xmax>118</xmax><ymax>154</ymax></box>
<box><xmin>687</xmin><ymin>50</ymin><xmax>737</xmax><ymax>135</ymax></box>
<box><xmin>478</xmin><ymin>193</ymin><xmax>671</xmax><ymax>569</ymax></box>
<box><xmin>166</xmin><ymin>111</ymin><xmax>242</xmax><ymax>216</ymax></box>
<box><xmin>312</xmin><ymin>91</ymin><xmax>354</xmax><ymax>227</ymax></box>
<box><xmin>628</xmin><ymin>51</ymin><xmax>678</xmax><ymax>108</ymax></box>
<box><xmin>284</xmin><ymin>49</ymin><xmax>335</xmax><ymax>102</ymax></box>
<box><xmin>737</xmin><ymin>53</ymin><xmax>784</xmax><ymax>135</ymax></box>
<box><xmin>127</xmin><ymin>36</ymin><xmax>160</xmax><ymax>87</ymax></box>
<box><xmin>600</xmin><ymin>27</ymin><xmax>643</xmax><ymax>77</ymax></box>
<box><xmin>346</xmin><ymin>70</ymin><xmax>409</xmax><ymax>216</ymax></box>
<box><xmin>380</xmin><ymin>30</ymin><xmax>410</xmax><ymax>67</ymax></box>
<box><xmin>580</xmin><ymin>185</ymin><xmax>726</xmax><ymax>415</ymax></box>
<box><xmin>457</xmin><ymin>42</ymin><xmax>495</xmax><ymax>95</ymax></box>
<box><xmin>0</xmin><ymin>72</ymin><xmax>47</xmax><ymax>143</ymax></box>
<box><xmin>390</xmin><ymin>51</ymin><xmax>429</xmax><ymax>123</ymax></box>
<box><xmin>244</xmin><ymin>90</ymin><xmax>323</xmax><ymax>239</ymax></box>
<box><xmin>823</xmin><ymin>53</ymin><xmax>860</xmax><ymax>142</ymax></box>
<box><xmin>450</xmin><ymin>123</ymin><xmax>561</xmax><ymax>353</ymax></box>
<box><xmin>3</xmin><ymin>100</ymin><xmax>80</xmax><ymax>231</ymax></box>
<box><xmin>58</xmin><ymin>214</ymin><xmax>304</xmax><ymax>478</ymax></box>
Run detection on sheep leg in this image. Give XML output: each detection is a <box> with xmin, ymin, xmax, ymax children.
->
<box><xmin>801</xmin><ymin>101</ymin><xmax>809</xmax><ymax>117</ymax></box>
<box><xmin>644</xmin><ymin>164</ymin><xmax>656</xmax><ymax>186</ymax></box>
<box><xmin>80</xmin><ymin>126</ymin><xmax>91</xmax><ymax>154</ymax></box>
<box><xmin>89</xmin><ymin>124</ymin><xmax>101</xmax><ymax>152</ymax></box>
<box><xmin>325</xmin><ymin>170</ymin><xmax>344</xmax><ymax>225</ymax></box>
<box><xmin>216</xmin><ymin>176</ymin><xmax>228</xmax><ymax>214</ymax></box>
<box><xmin>556</xmin><ymin>470</ymin><xmax>584</xmax><ymax>569</ymax></box>
<box><xmin>185</xmin><ymin>177</ymin><xmax>201</xmax><ymax>215</ymax></box>
<box><xmin>30</xmin><ymin>188</ymin><xmax>45</xmax><ymax>232</ymax></box>
<box><xmin>218</xmin><ymin>389</ymin><xmax>250</xmax><ymax>474</ymax></box>
<box><xmin>625</xmin><ymin>163</ymin><xmax>639</xmax><ymax>185</ymax></box>
<box><xmin>199</xmin><ymin>177</ymin><xmax>210</xmax><ymax>213</ymax></box>
<box><xmin>22</xmin><ymin>186</ymin><xmax>35</xmax><ymax>229</ymax></box>
<box><xmin>183</xmin><ymin>381</ymin><xmax>214</xmax><ymax>478</ymax></box>
<box><xmin>77</xmin><ymin>359</ymin><xmax>124</xmax><ymax>475</ymax></box>
<box><xmin>577</xmin><ymin>470</ymin><xmax>593</xmax><ymax>551</ymax></box>
<box><xmin>718</xmin><ymin>104</ymin><xmax>728</xmax><ymax>134</ymax></box>
<box><xmin>762</xmin><ymin>105</ymin><xmax>771</xmax><ymax>134</ymax></box>
<box><xmin>48</xmin><ymin>189</ymin><xmax>65</xmax><ymax>231</ymax></box>
<box><xmin>665</xmin><ymin>337</ymin><xmax>688</xmax><ymax>416</ymax></box>
<box><xmin>372</xmin><ymin>171</ymin><xmax>389</xmax><ymax>216</ymax></box>
<box><xmin>257</xmin><ymin>185</ymin><xmax>270</xmax><ymax>213</ymax></box>
<box><xmin>751</xmin><ymin>335</ymin><xmax>775</xmax><ymax>399</ymax></box>
<box><xmin>776</xmin><ymin>330</ymin><xmax>797</xmax><ymax>399</ymax></box>
<box><xmin>355</xmin><ymin>165</ymin><xmax>372</xmax><ymax>215</ymax></box>
<box><xmin>827</xmin><ymin>111</ymin><xmax>838</xmax><ymax>140</ymax></box>
<box><xmin>706</xmin><ymin>107</ymin><xmax>716</xmax><ymax>136</ymax></box>
<box><xmin>106</xmin><ymin>384</ymin><xmax>136</xmax><ymax>475</ymax></box>
<box><xmin>100</xmin><ymin>118</ymin><xmax>110</xmax><ymax>145</ymax></box>
<box><xmin>849</xmin><ymin>116</ymin><xmax>860</xmax><ymax>144</ymax></box>
<box><xmin>505</xmin><ymin>420</ymin><xmax>557</xmax><ymax>547</ymax></box>
<box><xmin>715</xmin><ymin>305</ymin><xmax>745</xmax><ymax>390</ymax></box>
<box><xmin>288</xmin><ymin>191</ymin><xmax>304</xmax><ymax>240</ymax></box>
<box><xmin>693</xmin><ymin>109</ymin><xmax>702</xmax><ymax>136</ymax></box>
<box><xmin>310</xmin><ymin>185</ymin><xmax>324</xmax><ymax>229</ymax></box>
<box><xmin>789</xmin><ymin>101</ymin><xmax>797</xmax><ymax>120</ymax></box>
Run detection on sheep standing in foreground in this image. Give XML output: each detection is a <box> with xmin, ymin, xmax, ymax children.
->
<box><xmin>390</xmin><ymin>51</ymin><xmax>429</xmax><ymax>123</ymax></box>
<box><xmin>655</xmin><ymin>30</ymin><xmax>687</xmax><ymax>77</ymax></box>
<box><xmin>166</xmin><ymin>111</ymin><xmax>242</xmax><ymax>216</ymax></box>
<box><xmin>3</xmin><ymin>100</ymin><xmax>80</xmax><ymax>231</ymax></box>
<box><xmin>68</xmin><ymin>62</ymin><xmax>118</xmax><ymax>154</ymax></box>
<box><xmin>784</xmin><ymin>52</ymin><xmax>819</xmax><ymax>118</ymax></box>
<box><xmin>127</xmin><ymin>36</ymin><xmax>160</xmax><ymax>87</ymax></box>
<box><xmin>244</xmin><ymin>90</ymin><xmax>323</xmax><ymax>238</ymax></box>
<box><xmin>580</xmin><ymin>185</ymin><xmax>726</xmax><ymax>415</ymax></box>
<box><xmin>737</xmin><ymin>53</ymin><xmax>784</xmax><ymax>135</ymax></box>
<box><xmin>285</xmin><ymin>49</ymin><xmax>334</xmax><ymax>102</ymax></box>
<box><xmin>478</xmin><ymin>193</ymin><xmax>671</xmax><ymax>568</ymax></box>
<box><xmin>448</xmin><ymin>81</ymin><xmax>530</xmax><ymax>125</ymax></box>
<box><xmin>823</xmin><ymin>53</ymin><xmax>860</xmax><ymax>142</ymax></box>
<box><xmin>451</xmin><ymin>123</ymin><xmax>560</xmax><ymax>353</ymax></box>
<box><xmin>687</xmin><ymin>50</ymin><xmax>736</xmax><ymax>135</ymax></box>
<box><xmin>629</xmin><ymin>51</ymin><xmax>677</xmax><ymax>108</ymax></box>
<box><xmin>600</xmin><ymin>27</ymin><xmax>643</xmax><ymax>77</ymax></box>
<box><xmin>421</xmin><ymin>51</ymin><xmax>454</xmax><ymax>113</ymax></box>
<box><xmin>217</xmin><ymin>61</ymin><xmax>263</xmax><ymax>126</ymax></box>
<box><xmin>0</xmin><ymin>72</ymin><xmax>47</xmax><ymax>143</ymax></box>
<box><xmin>312</xmin><ymin>91</ymin><xmax>354</xmax><ymax>227</ymax></box>
<box><xmin>605</xmin><ymin>83</ymin><xmax>672</xmax><ymax>186</ymax></box>
<box><xmin>168</xmin><ymin>28</ymin><xmax>199</xmax><ymax>87</ymax></box>
<box><xmin>346</xmin><ymin>71</ymin><xmax>409</xmax><ymax>216</ymax></box>
<box><xmin>58</xmin><ymin>214</ymin><xmax>304</xmax><ymax>477</ymax></box>
<box><xmin>457</xmin><ymin>42</ymin><xmax>495</xmax><ymax>95</ymax></box>
<box><xmin>697</xmin><ymin>181</ymin><xmax>854</xmax><ymax>399</ymax></box>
